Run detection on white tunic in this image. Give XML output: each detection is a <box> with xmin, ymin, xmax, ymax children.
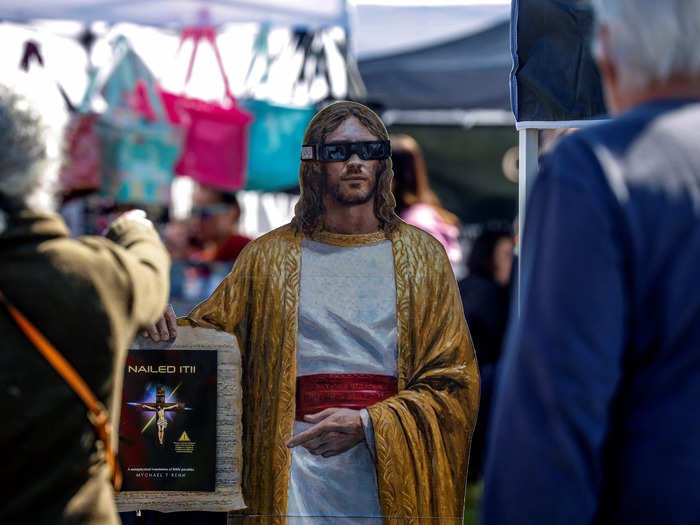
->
<box><xmin>286</xmin><ymin>239</ymin><xmax>397</xmax><ymax>523</ymax></box>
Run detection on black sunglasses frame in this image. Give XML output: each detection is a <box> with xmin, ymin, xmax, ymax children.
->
<box><xmin>301</xmin><ymin>140</ymin><xmax>391</xmax><ymax>163</ymax></box>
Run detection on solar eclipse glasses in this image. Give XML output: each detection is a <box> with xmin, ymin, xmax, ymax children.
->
<box><xmin>300</xmin><ymin>140</ymin><xmax>391</xmax><ymax>162</ymax></box>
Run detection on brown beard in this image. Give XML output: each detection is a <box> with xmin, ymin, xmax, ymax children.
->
<box><xmin>323</xmin><ymin>164</ymin><xmax>379</xmax><ymax>206</ymax></box>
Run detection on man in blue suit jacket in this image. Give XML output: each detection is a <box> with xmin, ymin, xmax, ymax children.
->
<box><xmin>483</xmin><ymin>1</ymin><xmax>700</xmax><ymax>523</ymax></box>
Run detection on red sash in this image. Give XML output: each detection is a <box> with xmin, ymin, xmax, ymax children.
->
<box><xmin>295</xmin><ymin>373</ymin><xmax>398</xmax><ymax>421</ymax></box>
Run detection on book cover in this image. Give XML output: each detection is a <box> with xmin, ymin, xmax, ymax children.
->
<box><xmin>118</xmin><ymin>349</ymin><xmax>217</xmax><ymax>491</ymax></box>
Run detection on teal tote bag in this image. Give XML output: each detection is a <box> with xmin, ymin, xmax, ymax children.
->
<box><xmin>98</xmin><ymin>36</ymin><xmax>182</xmax><ymax>205</ymax></box>
<box><xmin>242</xmin><ymin>98</ymin><xmax>314</xmax><ymax>191</ymax></box>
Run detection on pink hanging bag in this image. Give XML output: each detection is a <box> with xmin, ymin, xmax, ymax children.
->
<box><xmin>161</xmin><ymin>26</ymin><xmax>253</xmax><ymax>190</ymax></box>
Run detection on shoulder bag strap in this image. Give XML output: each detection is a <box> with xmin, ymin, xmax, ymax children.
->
<box><xmin>0</xmin><ymin>289</ymin><xmax>122</xmax><ymax>491</ymax></box>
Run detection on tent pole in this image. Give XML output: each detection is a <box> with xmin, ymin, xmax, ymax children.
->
<box><xmin>517</xmin><ymin>128</ymin><xmax>539</xmax><ymax>315</ymax></box>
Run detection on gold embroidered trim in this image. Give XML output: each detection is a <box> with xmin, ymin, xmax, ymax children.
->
<box><xmin>371</xmin><ymin>223</ymin><xmax>478</xmax><ymax>521</ymax></box>
<box><xmin>311</xmin><ymin>229</ymin><xmax>387</xmax><ymax>247</ymax></box>
<box><xmin>272</xmin><ymin>231</ymin><xmax>302</xmax><ymax>518</ymax></box>
<box><xmin>391</xmin><ymin>224</ymin><xmax>411</xmax><ymax>391</ymax></box>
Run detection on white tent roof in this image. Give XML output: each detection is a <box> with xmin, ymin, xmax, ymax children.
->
<box><xmin>0</xmin><ymin>0</ymin><xmax>513</xmax><ymax>114</ymax></box>
<box><xmin>351</xmin><ymin>0</ymin><xmax>510</xmax><ymax>59</ymax></box>
<box><xmin>0</xmin><ymin>0</ymin><xmax>349</xmax><ymax>31</ymax></box>
<box><xmin>0</xmin><ymin>1</ymin><xmax>511</xmax><ymax>57</ymax></box>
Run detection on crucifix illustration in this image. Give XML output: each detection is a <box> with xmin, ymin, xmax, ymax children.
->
<box><xmin>128</xmin><ymin>385</ymin><xmax>188</xmax><ymax>445</ymax></box>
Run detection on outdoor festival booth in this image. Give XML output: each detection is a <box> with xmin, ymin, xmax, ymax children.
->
<box><xmin>1</xmin><ymin>0</ymin><xmax>535</xmax><ymax>285</ymax></box>
<box><xmin>0</xmin><ymin>0</ymin><xmax>363</xmax><ymax>237</ymax></box>
<box><xmin>0</xmin><ymin>0</ymin><xmax>363</xmax><ymax>514</ymax></box>
<box><xmin>0</xmin><ymin>0</ymin><xmax>534</xmax><ymax>249</ymax></box>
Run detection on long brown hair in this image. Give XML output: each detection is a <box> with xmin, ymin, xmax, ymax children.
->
<box><xmin>291</xmin><ymin>101</ymin><xmax>401</xmax><ymax>237</ymax></box>
<box><xmin>390</xmin><ymin>134</ymin><xmax>459</xmax><ymax>227</ymax></box>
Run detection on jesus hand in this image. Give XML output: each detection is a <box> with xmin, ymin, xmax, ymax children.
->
<box><xmin>285</xmin><ymin>408</ymin><xmax>364</xmax><ymax>458</ymax></box>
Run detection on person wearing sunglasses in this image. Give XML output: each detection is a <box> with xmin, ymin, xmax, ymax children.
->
<box><xmin>189</xmin><ymin>186</ymin><xmax>251</xmax><ymax>265</ymax></box>
<box><xmin>146</xmin><ymin>101</ymin><xmax>478</xmax><ymax>523</ymax></box>
<box><xmin>164</xmin><ymin>186</ymin><xmax>251</xmax><ymax>322</ymax></box>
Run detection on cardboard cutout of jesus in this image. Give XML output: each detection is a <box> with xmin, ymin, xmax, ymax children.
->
<box><xmin>178</xmin><ymin>101</ymin><xmax>479</xmax><ymax>522</ymax></box>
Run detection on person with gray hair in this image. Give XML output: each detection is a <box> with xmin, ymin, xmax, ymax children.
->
<box><xmin>483</xmin><ymin>1</ymin><xmax>700</xmax><ymax>524</ymax></box>
<box><xmin>0</xmin><ymin>87</ymin><xmax>61</xmax><ymax>225</ymax></box>
<box><xmin>0</xmin><ymin>85</ymin><xmax>173</xmax><ymax>524</ymax></box>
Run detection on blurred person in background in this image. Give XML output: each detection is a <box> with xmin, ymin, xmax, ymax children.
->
<box><xmin>483</xmin><ymin>1</ymin><xmax>700</xmax><ymax>523</ymax></box>
<box><xmin>189</xmin><ymin>185</ymin><xmax>251</xmax><ymax>265</ymax></box>
<box><xmin>0</xmin><ymin>85</ymin><xmax>171</xmax><ymax>524</ymax></box>
<box><xmin>165</xmin><ymin>184</ymin><xmax>251</xmax><ymax>318</ymax></box>
<box><xmin>390</xmin><ymin>134</ymin><xmax>464</xmax><ymax>277</ymax></box>
<box><xmin>458</xmin><ymin>224</ymin><xmax>513</xmax><ymax>482</ymax></box>
<box><xmin>163</xmin><ymin>219</ymin><xmax>196</xmax><ymax>262</ymax></box>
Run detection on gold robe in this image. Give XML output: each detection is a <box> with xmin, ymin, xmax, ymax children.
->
<box><xmin>182</xmin><ymin>222</ymin><xmax>479</xmax><ymax>524</ymax></box>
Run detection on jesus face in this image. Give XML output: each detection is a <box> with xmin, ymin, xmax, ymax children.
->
<box><xmin>322</xmin><ymin>116</ymin><xmax>381</xmax><ymax>206</ymax></box>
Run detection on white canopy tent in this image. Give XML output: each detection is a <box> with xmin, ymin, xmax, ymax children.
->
<box><xmin>351</xmin><ymin>0</ymin><xmax>510</xmax><ymax>60</ymax></box>
<box><xmin>0</xmin><ymin>0</ymin><xmax>515</xmax><ymax>113</ymax></box>
<box><xmin>0</xmin><ymin>0</ymin><xmax>509</xmax><ymax>48</ymax></box>
<box><xmin>0</xmin><ymin>0</ymin><xmax>360</xmax><ymax>106</ymax></box>
<box><xmin>0</xmin><ymin>0</ymin><xmax>350</xmax><ymax>31</ymax></box>
<box><xmin>0</xmin><ymin>2</ymin><xmax>358</xmax><ymax>238</ymax></box>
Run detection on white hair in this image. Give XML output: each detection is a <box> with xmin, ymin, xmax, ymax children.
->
<box><xmin>592</xmin><ymin>0</ymin><xmax>700</xmax><ymax>92</ymax></box>
<box><xmin>0</xmin><ymin>85</ymin><xmax>60</xmax><ymax>224</ymax></box>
